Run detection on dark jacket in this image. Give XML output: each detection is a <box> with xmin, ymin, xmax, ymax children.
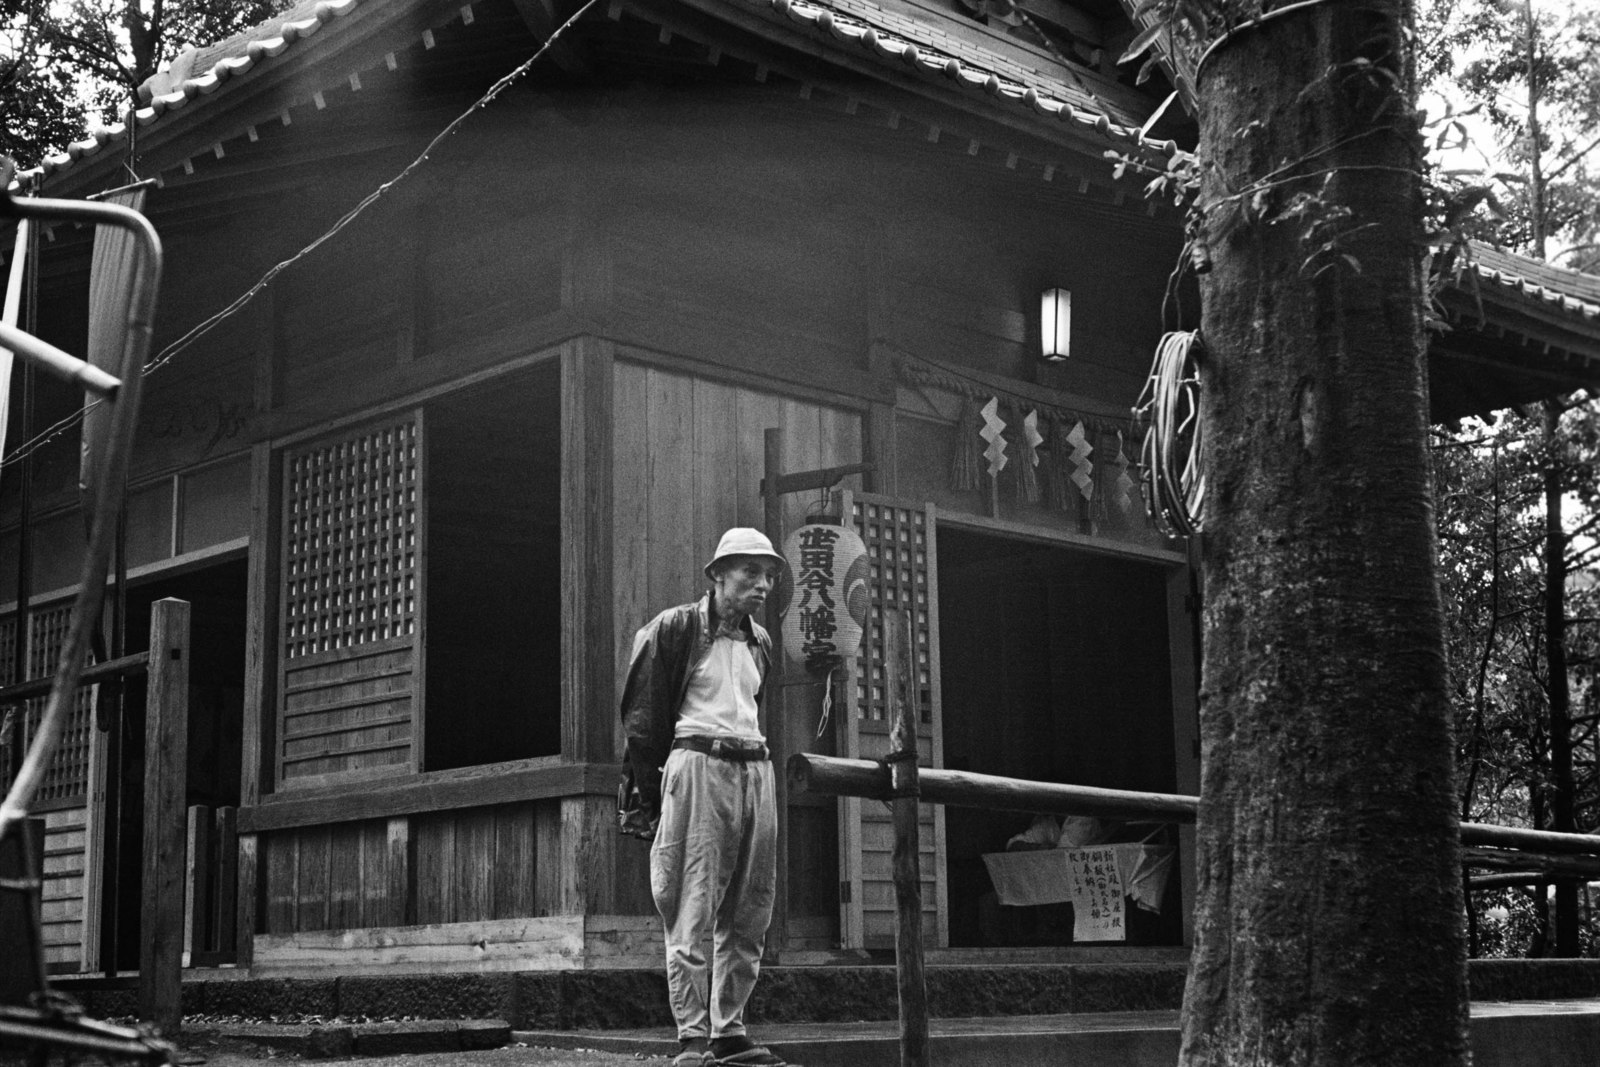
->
<box><xmin>619</xmin><ymin>592</ymin><xmax>773</xmax><ymax>804</ymax></box>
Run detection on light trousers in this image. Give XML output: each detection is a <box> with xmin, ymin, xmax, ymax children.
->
<box><xmin>650</xmin><ymin>747</ymin><xmax>778</xmax><ymax>1041</ymax></box>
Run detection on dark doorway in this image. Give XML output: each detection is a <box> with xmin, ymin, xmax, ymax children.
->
<box><xmin>423</xmin><ymin>364</ymin><xmax>562</xmax><ymax>770</ymax></box>
<box><xmin>107</xmin><ymin>555</ymin><xmax>247</xmax><ymax>969</ymax></box>
<box><xmin>936</xmin><ymin>527</ymin><xmax>1180</xmax><ymax>948</ymax></box>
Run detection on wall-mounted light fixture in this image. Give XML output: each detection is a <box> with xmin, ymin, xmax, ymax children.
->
<box><xmin>1040</xmin><ymin>287</ymin><xmax>1071</xmax><ymax>362</ymax></box>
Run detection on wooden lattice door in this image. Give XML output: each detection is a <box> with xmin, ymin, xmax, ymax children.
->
<box><xmin>836</xmin><ymin>492</ymin><xmax>947</xmax><ymax>949</ymax></box>
<box><xmin>0</xmin><ymin>605</ymin><xmax>105</xmax><ymax>973</ymax></box>
<box><xmin>276</xmin><ymin>412</ymin><xmax>426</xmax><ymax>789</ymax></box>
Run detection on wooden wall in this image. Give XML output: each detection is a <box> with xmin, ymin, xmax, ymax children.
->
<box><xmin>260</xmin><ymin>800</ymin><xmax>556</xmax><ymax>934</ymax></box>
<box><xmin>611</xmin><ymin>359</ymin><xmax>866</xmax><ymax>734</ymax></box>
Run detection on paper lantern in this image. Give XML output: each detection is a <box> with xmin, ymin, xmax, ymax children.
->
<box><xmin>779</xmin><ymin>522</ymin><xmax>870</xmax><ymax>674</ymax></box>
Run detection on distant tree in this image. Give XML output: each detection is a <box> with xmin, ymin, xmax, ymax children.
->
<box><xmin>1435</xmin><ymin>401</ymin><xmax>1600</xmax><ymax>957</ymax></box>
<box><xmin>1417</xmin><ymin>0</ymin><xmax>1599</xmax><ymax>266</ymax></box>
<box><xmin>0</xmin><ymin>0</ymin><xmax>290</xmax><ymax>169</ymax></box>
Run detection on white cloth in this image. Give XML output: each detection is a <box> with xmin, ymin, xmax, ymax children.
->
<box><xmin>983</xmin><ymin>844</ymin><xmax>1175</xmax><ymax>913</ymax></box>
<box><xmin>674</xmin><ymin>636</ymin><xmax>764</xmax><ymax>742</ymax></box>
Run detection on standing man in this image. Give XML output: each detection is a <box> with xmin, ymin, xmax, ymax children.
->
<box><xmin>619</xmin><ymin>528</ymin><xmax>789</xmax><ymax>1067</ymax></box>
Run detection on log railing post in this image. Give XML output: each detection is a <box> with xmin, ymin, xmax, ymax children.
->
<box><xmin>885</xmin><ymin>611</ymin><xmax>928</xmax><ymax>1067</ymax></box>
<box><xmin>140</xmin><ymin>598</ymin><xmax>189</xmax><ymax>1036</ymax></box>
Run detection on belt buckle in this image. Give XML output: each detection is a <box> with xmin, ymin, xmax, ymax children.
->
<box><xmin>710</xmin><ymin>738</ymin><xmax>729</xmax><ymax>759</ymax></box>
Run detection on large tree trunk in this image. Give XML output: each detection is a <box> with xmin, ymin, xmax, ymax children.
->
<box><xmin>1179</xmin><ymin>3</ymin><xmax>1470</xmax><ymax>1065</ymax></box>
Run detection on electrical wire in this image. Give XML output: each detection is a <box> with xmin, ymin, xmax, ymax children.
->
<box><xmin>0</xmin><ymin>0</ymin><xmax>601</xmax><ymax>474</ymax></box>
<box><xmin>1132</xmin><ymin>329</ymin><xmax>1204</xmax><ymax>537</ymax></box>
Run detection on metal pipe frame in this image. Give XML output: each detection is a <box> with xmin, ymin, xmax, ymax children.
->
<box><xmin>0</xmin><ymin>182</ymin><xmax>163</xmax><ymax>842</ymax></box>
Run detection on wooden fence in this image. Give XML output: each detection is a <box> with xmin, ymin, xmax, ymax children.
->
<box><xmin>790</xmin><ymin>612</ymin><xmax>1600</xmax><ymax>1067</ymax></box>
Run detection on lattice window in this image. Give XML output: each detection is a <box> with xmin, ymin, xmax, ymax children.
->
<box><xmin>282</xmin><ymin>418</ymin><xmax>421</xmax><ymax>660</ymax></box>
<box><xmin>850</xmin><ymin>500</ymin><xmax>935</xmax><ymax>725</ymax></box>
<box><xmin>0</xmin><ymin>607</ymin><xmax>96</xmax><ymax>802</ymax></box>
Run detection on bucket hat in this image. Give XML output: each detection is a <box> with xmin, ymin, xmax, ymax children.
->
<box><xmin>704</xmin><ymin>527</ymin><xmax>786</xmax><ymax>579</ymax></box>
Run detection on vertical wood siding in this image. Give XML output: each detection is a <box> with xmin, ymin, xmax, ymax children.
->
<box><xmin>611</xmin><ymin>360</ymin><xmax>866</xmax><ymax>741</ymax></box>
<box><xmin>40</xmin><ymin>806</ymin><xmax>92</xmax><ymax>972</ymax></box>
<box><xmin>260</xmin><ymin>802</ymin><xmax>547</xmax><ymax>934</ymax></box>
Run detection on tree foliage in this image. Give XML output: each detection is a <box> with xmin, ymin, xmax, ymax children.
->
<box><xmin>1436</xmin><ymin>400</ymin><xmax>1600</xmax><ymax>956</ymax></box>
<box><xmin>0</xmin><ymin>0</ymin><xmax>290</xmax><ymax>170</ymax></box>
<box><xmin>1417</xmin><ymin>0</ymin><xmax>1600</xmax><ymax>268</ymax></box>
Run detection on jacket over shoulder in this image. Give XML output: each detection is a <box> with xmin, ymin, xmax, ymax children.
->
<box><xmin>618</xmin><ymin>592</ymin><xmax>773</xmax><ymax>803</ymax></box>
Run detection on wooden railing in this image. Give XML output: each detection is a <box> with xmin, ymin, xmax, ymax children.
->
<box><xmin>0</xmin><ymin>599</ymin><xmax>190</xmax><ymax>1036</ymax></box>
<box><xmin>788</xmin><ymin>611</ymin><xmax>1600</xmax><ymax>1067</ymax></box>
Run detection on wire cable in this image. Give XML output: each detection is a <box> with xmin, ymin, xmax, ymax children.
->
<box><xmin>0</xmin><ymin>0</ymin><xmax>601</xmax><ymax>474</ymax></box>
<box><xmin>1133</xmin><ymin>329</ymin><xmax>1204</xmax><ymax>537</ymax></box>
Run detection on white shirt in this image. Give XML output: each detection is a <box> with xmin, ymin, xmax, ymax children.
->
<box><xmin>673</xmin><ymin>635</ymin><xmax>765</xmax><ymax>743</ymax></box>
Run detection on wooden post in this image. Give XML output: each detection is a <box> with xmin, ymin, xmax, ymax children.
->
<box><xmin>213</xmin><ymin>807</ymin><xmax>238</xmax><ymax>963</ymax></box>
<box><xmin>763</xmin><ymin>427</ymin><xmax>788</xmax><ymax>957</ymax></box>
<box><xmin>0</xmin><ymin>817</ymin><xmax>46</xmax><ymax>1006</ymax></box>
<box><xmin>140</xmin><ymin>598</ymin><xmax>189</xmax><ymax>1036</ymax></box>
<box><xmin>885</xmin><ymin>611</ymin><xmax>929</xmax><ymax>1067</ymax></box>
<box><xmin>183</xmin><ymin>805</ymin><xmax>213</xmax><ymax>967</ymax></box>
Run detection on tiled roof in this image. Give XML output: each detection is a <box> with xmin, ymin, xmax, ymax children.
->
<box><xmin>1469</xmin><ymin>243</ymin><xmax>1600</xmax><ymax>324</ymax></box>
<box><xmin>733</xmin><ymin>0</ymin><xmax>1180</xmax><ymax>154</ymax></box>
<box><xmin>21</xmin><ymin>0</ymin><xmax>1182</xmax><ymax>186</ymax></box>
<box><xmin>27</xmin><ymin>0</ymin><xmax>362</xmax><ymax>180</ymax></box>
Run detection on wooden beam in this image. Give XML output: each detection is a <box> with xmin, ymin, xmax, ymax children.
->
<box><xmin>0</xmin><ymin>651</ymin><xmax>149</xmax><ymax>705</ymax></box>
<box><xmin>790</xmin><ymin>753</ymin><xmax>1200</xmax><ymax>823</ymax></box>
<box><xmin>1464</xmin><ymin>847</ymin><xmax>1600</xmax><ymax>878</ymax></box>
<box><xmin>561</xmin><ymin>337</ymin><xmax>617</xmax><ymax>763</ymax></box>
<box><xmin>213</xmin><ymin>807</ymin><xmax>239</xmax><ymax>961</ymax></box>
<box><xmin>763</xmin><ymin>429</ymin><xmax>788</xmax><ymax>957</ymax></box>
<box><xmin>866</xmin><ymin>403</ymin><xmax>898</xmax><ymax>496</ymax></box>
<box><xmin>236</xmin><ymin>759</ymin><xmax>619</xmax><ymax>833</ymax></box>
<box><xmin>235</xmin><ymin>833</ymin><xmax>258</xmax><ymax>966</ymax></box>
<box><xmin>140</xmin><ymin>598</ymin><xmax>190</xmax><ymax>1037</ymax></box>
<box><xmin>761</xmin><ymin>461</ymin><xmax>876</xmax><ymax>497</ymax></box>
<box><xmin>558</xmin><ymin>795</ymin><xmax>615</xmax><ymax>914</ymax></box>
<box><xmin>183</xmin><ymin>805</ymin><xmax>214</xmax><ymax>967</ymax></box>
<box><xmin>240</xmin><ymin>441</ymin><xmax>280</xmax><ymax>807</ymax></box>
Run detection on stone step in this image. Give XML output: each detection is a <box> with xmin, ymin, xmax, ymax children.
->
<box><xmin>517</xmin><ymin>1001</ymin><xmax>1600</xmax><ymax>1067</ymax></box>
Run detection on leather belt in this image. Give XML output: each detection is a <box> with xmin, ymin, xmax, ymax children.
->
<box><xmin>673</xmin><ymin>736</ymin><xmax>770</xmax><ymax>762</ymax></box>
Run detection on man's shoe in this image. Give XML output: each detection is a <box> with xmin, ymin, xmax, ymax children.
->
<box><xmin>710</xmin><ymin>1035</ymin><xmax>789</xmax><ymax>1066</ymax></box>
<box><xmin>673</xmin><ymin>1037</ymin><xmax>711</xmax><ymax>1066</ymax></box>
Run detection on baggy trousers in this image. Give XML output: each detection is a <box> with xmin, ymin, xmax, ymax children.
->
<box><xmin>650</xmin><ymin>747</ymin><xmax>778</xmax><ymax>1041</ymax></box>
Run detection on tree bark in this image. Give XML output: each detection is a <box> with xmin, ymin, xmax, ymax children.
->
<box><xmin>1180</xmin><ymin>3</ymin><xmax>1469</xmax><ymax>1065</ymax></box>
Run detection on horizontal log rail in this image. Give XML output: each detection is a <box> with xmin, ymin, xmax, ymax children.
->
<box><xmin>788</xmin><ymin>752</ymin><xmax>1600</xmax><ymax>864</ymax></box>
<box><xmin>789</xmin><ymin>753</ymin><xmax>1199</xmax><ymax>823</ymax></box>
<box><xmin>0</xmin><ymin>651</ymin><xmax>151</xmax><ymax>706</ymax></box>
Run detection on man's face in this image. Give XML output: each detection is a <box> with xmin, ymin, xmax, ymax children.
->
<box><xmin>714</xmin><ymin>555</ymin><xmax>782</xmax><ymax>618</ymax></box>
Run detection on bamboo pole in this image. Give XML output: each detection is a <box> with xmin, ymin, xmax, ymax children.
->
<box><xmin>885</xmin><ymin>611</ymin><xmax>929</xmax><ymax>1067</ymax></box>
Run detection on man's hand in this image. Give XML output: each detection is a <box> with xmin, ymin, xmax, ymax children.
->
<box><xmin>617</xmin><ymin>780</ymin><xmax>660</xmax><ymax>841</ymax></box>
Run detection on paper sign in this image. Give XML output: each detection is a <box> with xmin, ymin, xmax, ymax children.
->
<box><xmin>1066</xmin><ymin>845</ymin><xmax>1125</xmax><ymax>942</ymax></box>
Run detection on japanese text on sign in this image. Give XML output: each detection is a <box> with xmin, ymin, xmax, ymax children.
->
<box><xmin>1066</xmin><ymin>845</ymin><xmax>1125</xmax><ymax>942</ymax></box>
